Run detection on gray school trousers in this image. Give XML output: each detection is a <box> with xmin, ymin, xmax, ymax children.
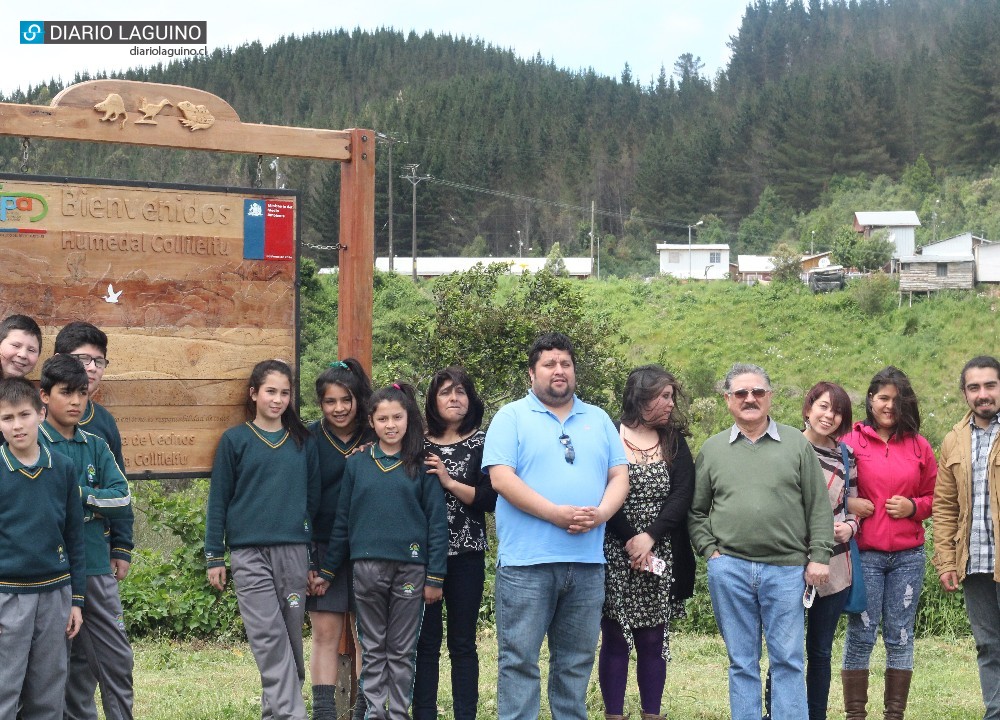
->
<box><xmin>0</xmin><ymin>587</ymin><xmax>71</xmax><ymax>720</ymax></box>
<box><xmin>64</xmin><ymin>573</ymin><xmax>134</xmax><ymax>720</ymax></box>
<box><xmin>231</xmin><ymin>545</ymin><xmax>309</xmax><ymax>720</ymax></box>
<box><xmin>354</xmin><ymin>560</ymin><xmax>426</xmax><ymax>720</ymax></box>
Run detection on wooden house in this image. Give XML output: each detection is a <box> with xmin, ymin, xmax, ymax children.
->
<box><xmin>898</xmin><ymin>255</ymin><xmax>974</xmax><ymax>293</ymax></box>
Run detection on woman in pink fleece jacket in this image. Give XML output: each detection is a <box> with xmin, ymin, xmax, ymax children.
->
<box><xmin>840</xmin><ymin>366</ymin><xmax>937</xmax><ymax>720</ymax></box>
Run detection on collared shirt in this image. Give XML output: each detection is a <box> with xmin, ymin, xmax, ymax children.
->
<box><xmin>729</xmin><ymin>417</ymin><xmax>781</xmax><ymax>445</ymax></box>
<box><xmin>968</xmin><ymin>412</ymin><xmax>999</xmax><ymax>574</ymax></box>
<box><xmin>483</xmin><ymin>390</ymin><xmax>626</xmax><ymax>567</ymax></box>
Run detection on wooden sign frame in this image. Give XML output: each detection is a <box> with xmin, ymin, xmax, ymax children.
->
<box><xmin>1</xmin><ymin>171</ymin><xmax>302</xmax><ymax>479</ymax></box>
<box><xmin>0</xmin><ymin>79</ymin><xmax>374</xmax><ymax>478</ymax></box>
<box><xmin>0</xmin><ymin>78</ymin><xmax>374</xmax><ymax>369</ymax></box>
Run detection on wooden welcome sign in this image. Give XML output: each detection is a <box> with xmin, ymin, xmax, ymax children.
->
<box><xmin>0</xmin><ymin>79</ymin><xmax>376</xmax><ymax>478</ymax></box>
<box><xmin>0</xmin><ymin>173</ymin><xmax>299</xmax><ymax>476</ymax></box>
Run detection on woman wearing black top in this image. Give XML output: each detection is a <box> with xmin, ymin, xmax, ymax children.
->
<box><xmin>600</xmin><ymin>365</ymin><xmax>696</xmax><ymax>720</ymax></box>
<box><xmin>412</xmin><ymin>367</ymin><xmax>497</xmax><ymax>720</ymax></box>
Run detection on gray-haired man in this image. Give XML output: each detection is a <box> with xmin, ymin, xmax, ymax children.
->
<box><xmin>689</xmin><ymin>363</ymin><xmax>833</xmax><ymax>720</ymax></box>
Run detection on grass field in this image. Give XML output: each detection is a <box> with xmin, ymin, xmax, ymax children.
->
<box><xmin>119</xmin><ymin>631</ymin><xmax>983</xmax><ymax>719</ymax></box>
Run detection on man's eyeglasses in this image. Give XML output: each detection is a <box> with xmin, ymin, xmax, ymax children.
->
<box><xmin>70</xmin><ymin>353</ymin><xmax>109</xmax><ymax>369</ymax></box>
<box><xmin>729</xmin><ymin>387</ymin><xmax>768</xmax><ymax>400</ymax></box>
<box><xmin>559</xmin><ymin>433</ymin><xmax>575</xmax><ymax>464</ymax></box>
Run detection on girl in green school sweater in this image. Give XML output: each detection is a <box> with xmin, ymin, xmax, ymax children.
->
<box><xmin>316</xmin><ymin>383</ymin><xmax>447</xmax><ymax>720</ymax></box>
<box><xmin>307</xmin><ymin>359</ymin><xmax>373</xmax><ymax>720</ymax></box>
<box><xmin>206</xmin><ymin>359</ymin><xmax>320</xmax><ymax>720</ymax></box>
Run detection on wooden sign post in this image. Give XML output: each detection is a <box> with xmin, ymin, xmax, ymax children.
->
<box><xmin>0</xmin><ymin>79</ymin><xmax>375</xmax><ymax>476</ymax></box>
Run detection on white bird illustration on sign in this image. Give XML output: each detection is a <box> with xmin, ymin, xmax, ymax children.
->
<box><xmin>103</xmin><ymin>284</ymin><xmax>123</xmax><ymax>303</ymax></box>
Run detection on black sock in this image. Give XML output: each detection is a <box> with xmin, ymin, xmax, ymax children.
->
<box><xmin>312</xmin><ymin>685</ymin><xmax>337</xmax><ymax>720</ymax></box>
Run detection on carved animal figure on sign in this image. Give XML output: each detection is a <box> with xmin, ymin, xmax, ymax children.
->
<box><xmin>135</xmin><ymin>97</ymin><xmax>172</xmax><ymax>125</ymax></box>
<box><xmin>94</xmin><ymin>94</ymin><xmax>127</xmax><ymax>128</ymax></box>
<box><xmin>103</xmin><ymin>284</ymin><xmax>123</xmax><ymax>303</ymax></box>
<box><xmin>176</xmin><ymin>101</ymin><xmax>215</xmax><ymax>131</ymax></box>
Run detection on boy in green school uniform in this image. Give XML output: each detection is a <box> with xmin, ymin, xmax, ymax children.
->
<box><xmin>55</xmin><ymin>322</ymin><xmax>136</xmax><ymax>720</ymax></box>
<box><xmin>0</xmin><ymin>376</ymin><xmax>86</xmax><ymax>719</ymax></box>
<box><xmin>38</xmin><ymin>354</ymin><xmax>134</xmax><ymax>720</ymax></box>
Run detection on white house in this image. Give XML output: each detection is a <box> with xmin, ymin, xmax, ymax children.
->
<box><xmin>367</xmin><ymin>256</ymin><xmax>594</xmax><ymax>279</ymax></box>
<box><xmin>734</xmin><ymin>255</ymin><xmax>775</xmax><ymax>284</ymax></box>
<box><xmin>922</xmin><ymin>232</ymin><xmax>1000</xmax><ymax>283</ymax></box>
<box><xmin>976</xmin><ymin>242</ymin><xmax>1000</xmax><ymax>283</ymax></box>
<box><xmin>853</xmin><ymin>211</ymin><xmax>921</xmax><ymax>259</ymax></box>
<box><xmin>656</xmin><ymin>243</ymin><xmax>730</xmax><ymax>280</ymax></box>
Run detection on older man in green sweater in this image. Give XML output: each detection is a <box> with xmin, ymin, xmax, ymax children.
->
<box><xmin>689</xmin><ymin>362</ymin><xmax>833</xmax><ymax>720</ymax></box>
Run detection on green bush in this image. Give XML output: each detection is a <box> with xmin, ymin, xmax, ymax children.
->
<box><xmin>121</xmin><ymin>481</ymin><xmax>243</xmax><ymax>639</ymax></box>
<box><xmin>915</xmin><ymin>524</ymin><xmax>970</xmax><ymax>637</ymax></box>
<box><xmin>850</xmin><ymin>272</ymin><xmax>898</xmax><ymax>316</ymax></box>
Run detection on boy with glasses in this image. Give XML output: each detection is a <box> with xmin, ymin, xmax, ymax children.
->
<box><xmin>54</xmin><ymin>322</ymin><xmax>136</xmax><ymax>720</ymax></box>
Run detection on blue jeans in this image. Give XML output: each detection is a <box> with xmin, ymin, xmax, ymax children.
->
<box><xmin>843</xmin><ymin>547</ymin><xmax>925</xmax><ymax>670</ymax></box>
<box><xmin>707</xmin><ymin>555</ymin><xmax>807</xmax><ymax>720</ymax></box>
<box><xmin>495</xmin><ymin>563</ymin><xmax>605</xmax><ymax>720</ymax></box>
<box><xmin>963</xmin><ymin>573</ymin><xmax>1000</xmax><ymax>720</ymax></box>
<box><xmin>765</xmin><ymin>585</ymin><xmax>849</xmax><ymax>720</ymax></box>
<box><xmin>413</xmin><ymin>551</ymin><xmax>485</xmax><ymax>720</ymax></box>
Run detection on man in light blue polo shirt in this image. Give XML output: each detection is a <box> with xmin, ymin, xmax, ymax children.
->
<box><xmin>483</xmin><ymin>332</ymin><xmax>629</xmax><ymax>720</ymax></box>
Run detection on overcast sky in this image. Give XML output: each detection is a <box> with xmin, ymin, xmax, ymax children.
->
<box><xmin>5</xmin><ymin>1</ymin><xmax>745</xmax><ymax>96</ymax></box>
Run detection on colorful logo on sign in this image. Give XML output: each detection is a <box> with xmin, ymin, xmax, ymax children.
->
<box><xmin>0</xmin><ymin>191</ymin><xmax>49</xmax><ymax>236</ymax></box>
<box><xmin>243</xmin><ymin>198</ymin><xmax>293</xmax><ymax>261</ymax></box>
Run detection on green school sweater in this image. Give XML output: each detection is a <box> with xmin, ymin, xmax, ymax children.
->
<box><xmin>689</xmin><ymin>423</ymin><xmax>834</xmax><ymax>566</ymax></box>
<box><xmin>79</xmin><ymin>398</ymin><xmax>134</xmax><ymax>563</ymax></box>
<box><xmin>309</xmin><ymin>420</ymin><xmax>373</xmax><ymax>541</ymax></box>
<box><xmin>204</xmin><ymin>422</ymin><xmax>321</xmax><ymax>568</ymax></box>
<box><xmin>40</xmin><ymin>422</ymin><xmax>132</xmax><ymax>576</ymax></box>
<box><xmin>0</xmin><ymin>443</ymin><xmax>86</xmax><ymax>606</ymax></box>
<box><xmin>318</xmin><ymin>445</ymin><xmax>448</xmax><ymax>588</ymax></box>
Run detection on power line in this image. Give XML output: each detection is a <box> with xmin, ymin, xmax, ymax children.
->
<box><xmin>426</xmin><ymin>176</ymin><xmax>692</xmax><ymax>231</ymax></box>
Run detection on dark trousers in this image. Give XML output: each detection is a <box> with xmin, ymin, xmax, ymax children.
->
<box><xmin>964</xmin><ymin>573</ymin><xmax>1000</xmax><ymax>720</ymax></box>
<box><xmin>413</xmin><ymin>551</ymin><xmax>485</xmax><ymax>720</ymax></box>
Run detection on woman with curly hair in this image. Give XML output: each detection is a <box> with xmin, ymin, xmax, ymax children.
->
<box><xmin>600</xmin><ymin>365</ymin><xmax>696</xmax><ymax>720</ymax></box>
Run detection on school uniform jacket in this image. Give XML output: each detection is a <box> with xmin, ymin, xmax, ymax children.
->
<box><xmin>309</xmin><ymin>420</ymin><xmax>372</xmax><ymax>543</ymax></box>
<box><xmin>318</xmin><ymin>445</ymin><xmax>448</xmax><ymax>588</ymax></box>
<box><xmin>0</xmin><ymin>443</ymin><xmax>87</xmax><ymax>606</ymax></box>
<box><xmin>205</xmin><ymin>422</ymin><xmax>321</xmax><ymax>568</ymax></box>
<box><xmin>40</xmin><ymin>421</ymin><xmax>132</xmax><ymax>576</ymax></box>
<box><xmin>79</xmin><ymin>398</ymin><xmax>134</xmax><ymax>565</ymax></box>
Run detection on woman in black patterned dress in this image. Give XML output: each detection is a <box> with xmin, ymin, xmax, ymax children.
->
<box><xmin>600</xmin><ymin>365</ymin><xmax>696</xmax><ymax>720</ymax></box>
<box><xmin>413</xmin><ymin>367</ymin><xmax>497</xmax><ymax>720</ymax></box>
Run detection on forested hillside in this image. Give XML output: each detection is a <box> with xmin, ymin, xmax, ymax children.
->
<box><xmin>3</xmin><ymin>0</ymin><xmax>998</xmax><ymax>268</ymax></box>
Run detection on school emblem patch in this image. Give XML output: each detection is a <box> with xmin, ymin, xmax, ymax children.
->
<box><xmin>116</xmin><ymin>613</ymin><xmax>126</xmax><ymax>632</ymax></box>
<box><xmin>409</xmin><ymin>543</ymin><xmax>420</xmax><ymax>558</ymax></box>
<box><xmin>402</xmin><ymin>582</ymin><xmax>416</xmax><ymax>596</ymax></box>
<box><xmin>286</xmin><ymin>593</ymin><xmax>301</xmax><ymax>608</ymax></box>
<box><xmin>57</xmin><ymin>545</ymin><xmax>65</xmax><ymax>563</ymax></box>
<box><xmin>87</xmin><ymin>464</ymin><xmax>97</xmax><ymax>484</ymax></box>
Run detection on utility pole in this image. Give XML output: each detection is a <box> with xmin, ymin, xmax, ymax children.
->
<box><xmin>687</xmin><ymin>219</ymin><xmax>703</xmax><ymax>279</ymax></box>
<box><xmin>376</xmin><ymin>133</ymin><xmax>404</xmax><ymax>270</ymax></box>
<box><xmin>590</xmin><ymin>201</ymin><xmax>595</xmax><ymax>278</ymax></box>
<box><xmin>401</xmin><ymin>163</ymin><xmax>431</xmax><ymax>281</ymax></box>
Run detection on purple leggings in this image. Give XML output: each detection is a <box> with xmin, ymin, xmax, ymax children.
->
<box><xmin>598</xmin><ymin>616</ymin><xmax>667</xmax><ymax>715</ymax></box>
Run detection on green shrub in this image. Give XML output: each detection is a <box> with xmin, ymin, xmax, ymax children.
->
<box><xmin>915</xmin><ymin>524</ymin><xmax>970</xmax><ymax>637</ymax></box>
<box><xmin>850</xmin><ymin>272</ymin><xmax>898</xmax><ymax>316</ymax></box>
<box><xmin>121</xmin><ymin>481</ymin><xmax>243</xmax><ymax>639</ymax></box>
